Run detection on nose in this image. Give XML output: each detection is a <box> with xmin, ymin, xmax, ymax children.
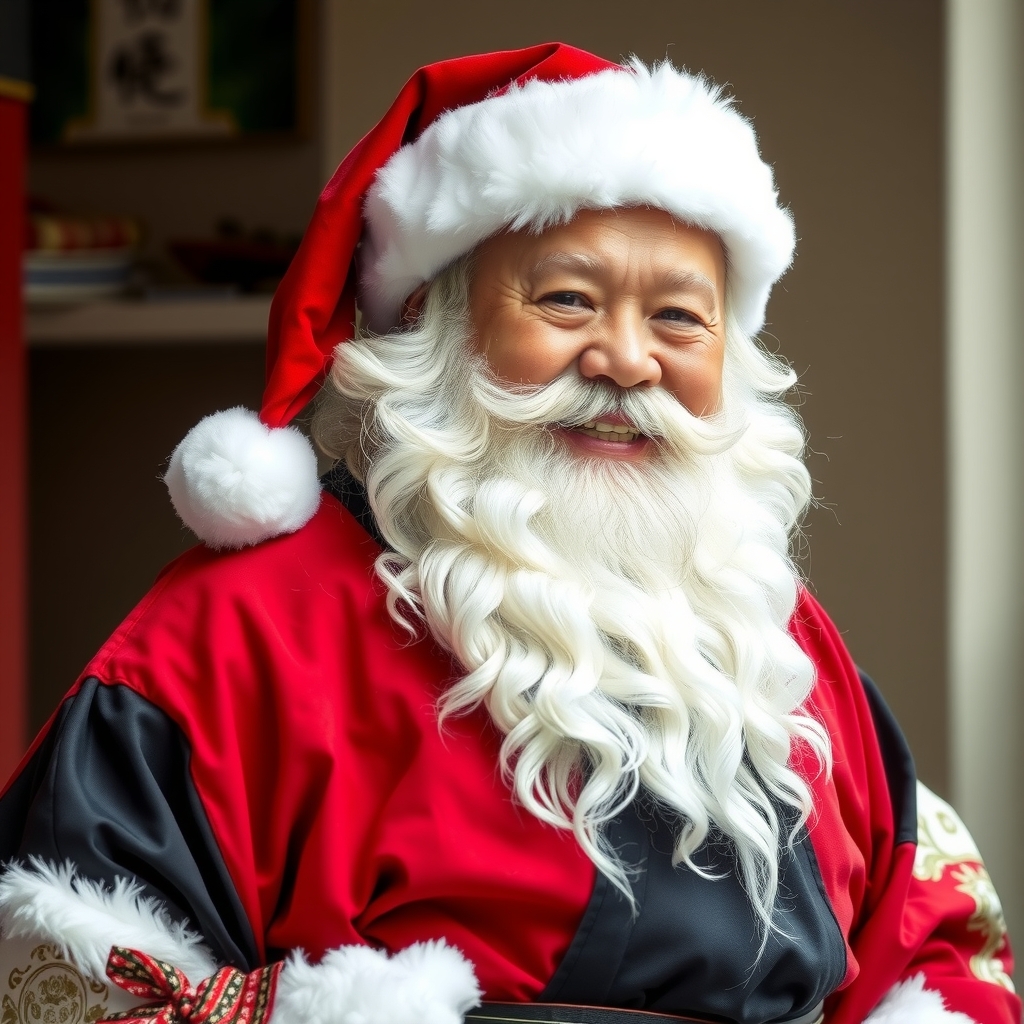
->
<box><xmin>577</xmin><ymin>315</ymin><xmax>661</xmax><ymax>388</ymax></box>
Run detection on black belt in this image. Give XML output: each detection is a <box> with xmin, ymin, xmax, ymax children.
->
<box><xmin>467</xmin><ymin>1002</ymin><xmax>824</xmax><ymax>1024</ymax></box>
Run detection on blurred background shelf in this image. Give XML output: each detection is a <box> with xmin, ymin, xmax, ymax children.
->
<box><xmin>26</xmin><ymin>295</ymin><xmax>272</xmax><ymax>346</ymax></box>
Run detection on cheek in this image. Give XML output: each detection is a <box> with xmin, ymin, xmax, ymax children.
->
<box><xmin>480</xmin><ymin>319</ymin><xmax>577</xmax><ymax>385</ymax></box>
<box><xmin>663</xmin><ymin>345</ymin><xmax>726</xmax><ymax>415</ymax></box>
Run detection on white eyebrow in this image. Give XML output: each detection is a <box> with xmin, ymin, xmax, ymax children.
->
<box><xmin>530</xmin><ymin>252</ymin><xmax>605</xmax><ymax>275</ymax></box>
<box><xmin>659</xmin><ymin>270</ymin><xmax>719</xmax><ymax>311</ymax></box>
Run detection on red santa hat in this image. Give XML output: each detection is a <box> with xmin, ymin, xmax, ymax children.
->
<box><xmin>166</xmin><ymin>42</ymin><xmax>796</xmax><ymax>550</ymax></box>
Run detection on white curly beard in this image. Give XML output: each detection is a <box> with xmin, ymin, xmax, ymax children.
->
<box><xmin>314</xmin><ymin>261</ymin><xmax>830</xmax><ymax>935</ymax></box>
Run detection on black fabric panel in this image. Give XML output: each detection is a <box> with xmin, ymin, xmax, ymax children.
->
<box><xmin>542</xmin><ymin>814</ymin><xmax>647</xmax><ymax>1006</ymax></box>
<box><xmin>859</xmin><ymin>671</ymin><xmax>918</xmax><ymax>846</ymax></box>
<box><xmin>0</xmin><ymin>703</ymin><xmax>72</xmax><ymax>865</ymax></box>
<box><xmin>0</xmin><ymin>677</ymin><xmax>259</xmax><ymax>970</ymax></box>
<box><xmin>542</xmin><ymin>798</ymin><xmax>845</xmax><ymax>1023</ymax></box>
<box><xmin>321</xmin><ymin>464</ymin><xmax>384</xmax><ymax>547</ymax></box>
<box><xmin>470</xmin><ymin>1003</ymin><xmax>714</xmax><ymax>1023</ymax></box>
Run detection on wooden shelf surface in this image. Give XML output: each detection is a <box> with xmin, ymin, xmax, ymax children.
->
<box><xmin>26</xmin><ymin>295</ymin><xmax>272</xmax><ymax>346</ymax></box>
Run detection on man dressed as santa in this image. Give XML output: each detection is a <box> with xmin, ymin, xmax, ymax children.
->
<box><xmin>0</xmin><ymin>43</ymin><xmax>1016</xmax><ymax>1024</ymax></box>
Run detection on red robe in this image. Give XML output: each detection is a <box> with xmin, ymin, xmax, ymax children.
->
<box><xmin>1</xmin><ymin>495</ymin><xmax>1017</xmax><ymax>1024</ymax></box>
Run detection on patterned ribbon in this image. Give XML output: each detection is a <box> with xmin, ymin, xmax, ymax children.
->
<box><xmin>99</xmin><ymin>947</ymin><xmax>282</xmax><ymax>1024</ymax></box>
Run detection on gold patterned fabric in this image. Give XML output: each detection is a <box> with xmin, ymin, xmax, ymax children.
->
<box><xmin>2</xmin><ymin>943</ymin><xmax>112</xmax><ymax>1024</ymax></box>
<box><xmin>915</xmin><ymin>782</ymin><xmax>1015</xmax><ymax>993</ymax></box>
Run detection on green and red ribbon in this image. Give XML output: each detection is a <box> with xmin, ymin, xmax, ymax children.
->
<box><xmin>99</xmin><ymin>947</ymin><xmax>281</xmax><ymax>1024</ymax></box>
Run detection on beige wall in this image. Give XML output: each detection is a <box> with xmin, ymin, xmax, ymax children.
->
<box><xmin>31</xmin><ymin>4</ymin><xmax>948</xmax><ymax>793</ymax></box>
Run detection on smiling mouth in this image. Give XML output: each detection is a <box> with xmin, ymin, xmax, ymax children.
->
<box><xmin>573</xmin><ymin>419</ymin><xmax>643</xmax><ymax>443</ymax></box>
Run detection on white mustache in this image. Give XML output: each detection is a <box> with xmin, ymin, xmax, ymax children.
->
<box><xmin>467</xmin><ymin>368</ymin><xmax>747</xmax><ymax>458</ymax></box>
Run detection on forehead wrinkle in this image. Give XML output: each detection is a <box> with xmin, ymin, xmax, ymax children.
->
<box><xmin>529</xmin><ymin>251</ymin><xmax>605</xmax><ymax>276</ymax></box>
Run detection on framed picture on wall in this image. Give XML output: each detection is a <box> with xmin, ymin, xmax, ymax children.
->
<box><xmin>31</xmin><ymin>0</ymin><xmax>307</xmax><ymax>145</ymax></box>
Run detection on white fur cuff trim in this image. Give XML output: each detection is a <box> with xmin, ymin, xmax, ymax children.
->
<box><xmin>272</xmin><ymin>940</ymin><xmax>481</xmax><ymax>1024</ymax></box>
<box><xmin>863</xmin><ymin>974</ymin><xmax>978</xmax><ymax>1024</ymax></box>
<box><xmin>0</xmin><ymin>860</ymin><xmax>218</xmax><ymax>986</ymax></box>
<box><xmin>165</xmin><ymin>407</ymin><xmax>321</xmax><ymax>550</ymax></box>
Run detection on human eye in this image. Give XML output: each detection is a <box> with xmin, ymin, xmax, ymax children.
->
<box><xmin>655</xmin><ymin>307</ymin><xmax>703</xmax><ymax>326</ymax></box>
<box><xmin>541</xmin><ymin>291</ymin><xmax>590</xmax><ymax>309</ymax></box>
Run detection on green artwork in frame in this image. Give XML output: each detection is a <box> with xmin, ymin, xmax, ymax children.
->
<box><xmin>30</xmin><ymin>0</ymin><xmax>300</xmax><ymax>145</ymax></box>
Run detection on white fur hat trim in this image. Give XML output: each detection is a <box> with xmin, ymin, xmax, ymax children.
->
<box><xmin>165</xmin><ymin>407</ymin><xmax>321</xmax><ymax>550</ymax></box>
<box><xmin>361</xmin><ymin>59</ymin><xmax>795</xmax><ymax>337</ymax></box>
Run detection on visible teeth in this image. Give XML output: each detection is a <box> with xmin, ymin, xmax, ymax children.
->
<box><xmin>575</xmin><ymin>422</ymin><xmax>640</xmax><ymax>442</ymax></box>
<box><xmin>582</xmin><ymin>420</ymin><xmax>635</xmax><ymax>434</ymax></box>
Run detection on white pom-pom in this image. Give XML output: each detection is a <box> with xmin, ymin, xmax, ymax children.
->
<box><xmin>165</xmin><ymin>407</ymin><xmax>321</xmax><ymax>550</ymax></box>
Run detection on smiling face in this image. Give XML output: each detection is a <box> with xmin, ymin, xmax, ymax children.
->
<box><xmin>321</xmin><ymin>210</ymin><xmax>816</xmax><ymax>938</ymax></box>
<box><xmin>467</xmin><ymin>207</ymin><xmax>728</xmax><ymax>460</ymax></box>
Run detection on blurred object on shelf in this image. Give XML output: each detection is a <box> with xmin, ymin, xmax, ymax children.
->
<box><xmin>24</xmin><ymin>248</ymin><xmax>136</xmax><ymax>305</ymax></box>
<box><xmin>28</xmin><ymin>213</ymin><xmax>142</xmax><ymax>251</ymax></box>
<box><xmin>23</xmin><ymin>198</ymin><xmax>142</xmax><ymax>305</ymax></box>
<box><xmin>168</xmin><ymin>218</ymin><xmax>298</xmax><ymax>292</ymax></box>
